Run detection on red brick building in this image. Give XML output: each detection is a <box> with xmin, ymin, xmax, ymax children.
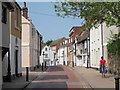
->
<box><xmin>68</xmin><ymin>26</ymin><xmax>83</xmax><ymax>67</ymax></box>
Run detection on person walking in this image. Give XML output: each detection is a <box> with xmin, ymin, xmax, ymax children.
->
<box><xmin>100</xmin><ymin>56</ymin><xmax>107</xmax><ymax>78</ymax></box>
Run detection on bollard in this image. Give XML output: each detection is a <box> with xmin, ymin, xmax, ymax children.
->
<box><xmin>45</xmin><ymin>61</ymin><xmax>46</xmax><ymax>68</ymax></box>
<box><xmin>114</xmin><ymin>76</ymin><xmax>119</xmax><ymax>90</ymax></box>
<box><xmin>26</xmin><ymin>67</ymin><xmax>29</xmax><ymax>81</ymax></box>
<box><xmin>42</xmin><ymin>63</ymin><xmax>44</xmax><ymax>71</ymax></box>
<box><xmin>64</xmin><ymin>61</ymin><xmax>65</xmax><ymax>65</ymax></box>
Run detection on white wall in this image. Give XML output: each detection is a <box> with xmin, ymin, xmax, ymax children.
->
<box><xmin>90</xmin><ymin>23</ymin><xmax>118</xmax><ymax>69</ymax></box>
<box><xmin>10</xmin><ymin>35</ymin><xmax>21</xmax><ymax>75</ymax></box>
<box><xmin>40</xmin><ymin>46</ymin><xmax>55</xmax><ymax>66</ymax></box>
<box><xmin>90</xmin><ymin>24</ymin><xmax>102</xmax><ymax>68</ymax></box>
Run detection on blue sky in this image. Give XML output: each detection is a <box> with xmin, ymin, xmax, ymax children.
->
<box><xmin>18</xmin><ymin>2</ymin><xmax>84</xmax><ymax>42</ymax></box>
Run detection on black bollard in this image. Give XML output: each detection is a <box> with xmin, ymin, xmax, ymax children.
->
<box><xmin>26</xmin><ymin>67</ymin><xmax>29</xmax><ymax>81</ymax></box>
<box><xmin>115</xmin><ymin>77</ymin><xmax>119</xmax><ymax>90</ymax></box>
<box><xmin>45</xmin><ymin>61</ymin><xmax>46</xmax><ymax>68</ymax></box>
<box><xmin>42</xmin><ymin>63</ymin><xmax>44</xmax><ymax>71</ymax></box>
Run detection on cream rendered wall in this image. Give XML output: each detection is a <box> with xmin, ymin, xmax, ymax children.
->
<box><xmin>22</xmin><ymin>16</ymin><xmax>32</xmax><ymax>67</ymax></box>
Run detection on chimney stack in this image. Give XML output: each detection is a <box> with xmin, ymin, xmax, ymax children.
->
<box><xmin>22</xmin><ymin>2</ymin><xmax>28</xmax><ymax>19</ymax></box>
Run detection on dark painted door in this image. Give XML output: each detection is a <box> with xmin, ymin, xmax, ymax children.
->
<box><xmin>15</xmin><ymin>50</ymin><xmax>18</xmax><ymax>77</ymax></box>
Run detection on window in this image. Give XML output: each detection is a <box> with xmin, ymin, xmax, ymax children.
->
<box><xmin>2</xmin><ymin>6</ymin><xmax>7</xmax><ymax>24</ymax></box>
<box><xmin>32</xmin><ymin>28</ymin><xmax>35</xmax><ymax>37</ymax></box>
<box><xmin>45</xmin><ymin>54</ymin><xmax>48</xmax><ymax>58</ymax></box>
<box><xmin>45</xmin><ymin>48</ymin><xmax>47</xmax><ymax>51</ymax></box>
<box><xmin>14</xmin><ymin>8</ymin><xmax>19</xmax><ymax>28</ymax></box>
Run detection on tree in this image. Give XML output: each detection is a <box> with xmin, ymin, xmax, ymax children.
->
<box><xmin>107</xmin><ymin>32</ymin><xmax>120</xmax><ymax>75</ymax></box>
<box><xmin>54</xmin><ymin>2</ymin><xmax>120</xmax><ymax>29</ymax></box>
<box><xmin>44</xmin><ymin>40</ymin><xmax>53</xmax><ymax>46</ymax></box>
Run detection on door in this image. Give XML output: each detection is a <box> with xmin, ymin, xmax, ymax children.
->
<box><xmin>15</xmin><ymin>50</ymin><xmax>18</xmax><ymax>77</ymax></box>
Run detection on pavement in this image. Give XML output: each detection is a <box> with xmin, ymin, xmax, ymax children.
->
<box><xmin>2</xmin><ymin>65</ymin><xmax>119</xmax><ymax>90</ymax></box>
<box><xmin>73</xmin><ymin>66</ymin><xmax>116</xmax><ymax>89</ymax></box>
<box><xmin>2</xmin><ymin>67</ymin><xmax>46</xmax><ymax>90</ymax></box>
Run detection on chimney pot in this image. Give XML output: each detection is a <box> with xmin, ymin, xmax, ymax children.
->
<box><xmin>23</xmin><ymin>2</ymin><xmax>28</xmax><ymax>19</ymax></box>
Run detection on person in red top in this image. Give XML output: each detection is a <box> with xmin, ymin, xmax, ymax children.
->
<box><xmin>100</xmin><ymin>56</ymin><xmax>106</xmax><ymax>78</ymax></box>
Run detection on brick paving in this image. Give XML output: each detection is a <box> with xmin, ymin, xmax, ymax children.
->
<box><xmin>25</xmin><ymin>65</ymin><xmax>91</xmax><ymax>89</ymax></box>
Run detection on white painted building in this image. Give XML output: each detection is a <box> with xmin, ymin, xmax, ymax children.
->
<box><xmin>40</xmin><ymin>46</ymin><xmax>55</xmax><ymax>66</ymax></box>
<box><xmin>90</xmin><ymin>23</ymin><xmax>119</xmax><ymax>69</ymax></box>
<box><xmin>75</xmin><ymin>30</ymin><xmax>90</xmax><ymax>67</ymax></box>
<box><xmin>57</xmin><ymin>39</ymin><xmax>68</xmax><ymax>65</ymax></box>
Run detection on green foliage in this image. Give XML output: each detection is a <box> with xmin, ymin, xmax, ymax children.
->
<box><xmin>44</xmin><ymin>40</ymin><xmax>53</xmax><ymax>46</ymax></box>
<box><xmin>107</xmin><ymin>32</ymin><xmax>120</xmax><ymax>57</ymax></box>
<box><xmin>54</xmin><ymin>2</ymin><xmax>120</xmax><ymax>29</ymax></box>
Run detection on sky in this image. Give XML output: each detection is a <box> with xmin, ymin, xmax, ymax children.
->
<box><xmin>18</xmin><ymin>2</ymin><xmax>84</xmax><ymax>42</ymax></box>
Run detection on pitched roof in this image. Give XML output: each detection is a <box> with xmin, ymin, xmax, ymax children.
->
<box><xmin>50</xmin><ymin>37</ymin><xmax>66</xmax><ymax>46</ymax></box>
<box><xmin>77</xmin><ymin>30</ymin><xmax>90</xmax><ymax>43</ymax></box>
<box><xmin>69</xmin><ymin>26</ymin><xmax>82</xmax><ymax>32</ymax></box>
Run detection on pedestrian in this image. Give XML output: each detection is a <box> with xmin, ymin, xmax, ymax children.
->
<box><xmin>100</xmin><ymin>56</ymin><xmax>107</xmax><ymax>78</ymax></box>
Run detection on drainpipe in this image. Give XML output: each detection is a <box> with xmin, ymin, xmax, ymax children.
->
<box><xmin>101</xmin><ymin>23</ymin><xmax>104</xmax><ymax>58</ymax></box>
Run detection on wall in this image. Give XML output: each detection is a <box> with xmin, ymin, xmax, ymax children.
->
<box><xmin>90</xmin><ymin>24</ymin><xmax>102</xmax><ymax>68</ymax></box>
<box><xmin>22</xmin><ymin>16</ymin><xmax>31</xmax><ymax>67</ymax></box>
<box><xmin>0</xmin><ymin>1</ymin><xmax>2</xmax><ymax>47</ymax></box>
<box><xmin>10</xmin><ymin>35</ymin><xmax>21</xmax><ymax>75</ymax></box>
<box><xmin>0</xmin><ymin>2</ymin><xmax>2</xmax><ymax>89</ymax></box>
<box><xmin>2</xmin><ymin>6</ymin><xmax>10</xmax><ymax>48</ymax></box>
<box><xmin>0</xmin><ymin>48</ymin><xmax>2</xmax><ymax>90</ymax></box>
<box><xmin>103</xmin><ymin>23</ymin><xmax>118</xmax><ymax>61</ymax></box>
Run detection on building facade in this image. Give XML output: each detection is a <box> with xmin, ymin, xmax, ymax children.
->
<box><xmin>40</xmin><ymin>46</ymin><xmax>55</xmax><ymax>66</ymax></box>
<box><xmin>50</xmin><ymin>37</ymin><xmax>66</xmax><ymax>65</ymax></box>
<box><xmin>68</xmin><ymin>26</ymin><xmax>82</xmax><ymax>67</ymax></box>
<box><xmin>2</xmin><ymin>2</ymin><xmax>22</xmax><ymax>82</ymax></box>
<box><xmin>22</xmin><ymin>2</ymin><xmax>42</xmax><ymax>70</ymax></box>
<box><xmin>57</xmin><ymin>39</ymin><xmax>69</xmax><ymax>65</ymax></box>
<box><xmin>76</xmin><ymin>30</ymin><xmax>90</xmax><ymax>67</ymax></box>
<box><xmin>90</xmin><ymin>22</ymin><xmax>119</xmax><ymax>69</ymax></box>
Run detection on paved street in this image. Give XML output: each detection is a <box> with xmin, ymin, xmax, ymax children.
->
<box><xmin>24</xmin><ymin>65</ymin><xmax>91</xmax><ymax>89</ymax></box>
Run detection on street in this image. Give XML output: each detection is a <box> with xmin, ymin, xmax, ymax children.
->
<box><xmin>24</xmin><ymin>65</ymin><xmax>91</xmax><ymax>89</ymax></box>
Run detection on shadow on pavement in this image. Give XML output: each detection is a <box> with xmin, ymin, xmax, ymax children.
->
<box><xmin>37</xmin><ymin>75</ymin><xmax>69</xmax><ymax>80</ymax></box>
<box><xmin>47</xmin><ymin>66</ymin><xmax>64</xmax><ymax>72</ymax></box>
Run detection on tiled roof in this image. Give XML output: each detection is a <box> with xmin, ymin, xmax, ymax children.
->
<box><xmin>50</xmin><ymin>37</ymin><xmax>66</xmax><ymax>46</ymax></box>
<box><xmin>77</xmin><ymin>30</ymin><xmax>90</xmax><ymax>43</ymax></box>
<box><xmin>69</xmin><ymin>26</ymin><xmax>82</xmax><ymax>32</ymax></box>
